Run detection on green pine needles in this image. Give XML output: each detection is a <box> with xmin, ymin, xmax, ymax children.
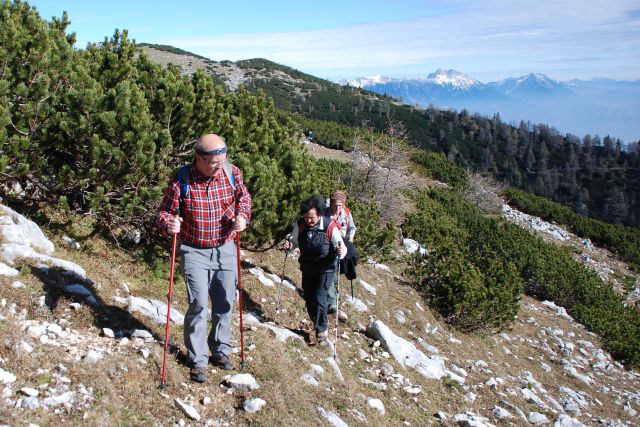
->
<box><xmin>0</xmin><ymin>1</ymin><xmax>312</xmax><ymax>246</ymax></box>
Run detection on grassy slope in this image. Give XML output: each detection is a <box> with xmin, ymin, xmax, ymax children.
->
<box><xmin>1</xmin><ymin>160</ymin><xmax>639</xmax><ymax>425</ymax></box>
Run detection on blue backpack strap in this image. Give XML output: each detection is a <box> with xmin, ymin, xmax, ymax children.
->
<box><xmin>176</xmin><ymin>164</ymin><xmax>190</xmax><ymax>213</ymax></box>
<box><xmin>222</xmin><ymin>160</ymin><xmax>236</xmax><ymax>193</ymax></box>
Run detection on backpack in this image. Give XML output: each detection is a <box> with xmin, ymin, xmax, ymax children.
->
<box><xmin>176</xmin><ymin>160</ymin><xmax>236</xmax><ymax>212</ymax></box>
<box><xmin>297</xmin><ymin>216</ymin><xmax>339</xmax><ymax>269</ymax></box>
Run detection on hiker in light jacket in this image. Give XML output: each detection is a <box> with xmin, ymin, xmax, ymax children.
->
<box><xmin>325</xmin><ymin>190</ymin><xmax>357</xmax><ymax>315</ymax></box>
<box><xmin>156</xmin><ymin>134</ymin><xmax>251</xmax><ymax>383</ymax></box>
<box><xmin>284</xmin><ymin>195</ymin><xmax>346</xmax><ymax>344</ymax></box>
<box><xmin>325</xmin><ymin>190</ymin><xmax>356</xmax><ymax>243</ymax></box>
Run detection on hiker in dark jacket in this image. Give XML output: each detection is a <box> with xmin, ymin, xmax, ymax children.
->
<box><xmin>156</xmin><ymin>134</ymin><xmax>251</xmax><ymax>382</ymax></box>
<box><xmin>284</xmin><ymin>195</ymin><xmax>346</xmax><ymax>344</ymax></box>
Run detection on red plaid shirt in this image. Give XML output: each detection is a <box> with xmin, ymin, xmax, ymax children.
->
<box><xmin>156</xmin><ymin>162</ymin><xmax>252</xmax><ymax>247</ymax></box>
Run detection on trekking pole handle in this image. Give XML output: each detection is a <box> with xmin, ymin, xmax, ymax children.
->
<box><xmin>283</xmin><ymin>234</ymin><xmax>292</xmax><ymax>252</ymax></box>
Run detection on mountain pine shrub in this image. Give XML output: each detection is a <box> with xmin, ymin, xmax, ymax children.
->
<box><xmin>411</xmin><ymin>242</ymin><xmax>521</xmax><ymax>332</ymax></box>
<box><xmin>505</xmin><ymin>187</ymin><xmax>640</xmax><ymax>268</ymax></box>
<box><xmin>416</xmin><ymin>186</ymin><xmax>640</xmax><ymax>367</ymax></box>
<box><xmin>404</xmin><ymin>190</ymin><xmax>522</xmax><ymax>331</ymax></box>
<box><xmin>0</xmin><ymin>3</ymin><xmax>313</xmax><ymax>246</ymax></box>
<box><xmin>411</xmin><ymin>151</ymin><xmax>467</xmax><ymax>189</ymax></box>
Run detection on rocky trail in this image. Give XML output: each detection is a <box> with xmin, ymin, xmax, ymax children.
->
<box><xmin>1</xmin><ymin>200</ymin><xmax>639</xmax><ymax>426</ymax></box>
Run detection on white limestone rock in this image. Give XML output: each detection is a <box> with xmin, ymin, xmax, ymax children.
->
<box><xmin>366</xmin><ymin>320</ymin><xmax>447</xmax><ymax>380</ymax></box>
<box><xmin>257</xmin><ymin>274</ymin><xmax>274</xmax><ymax>287</ymax></box>
<box><xmin>266</xmin><ymin>273</ymin><xmax>296</xmax><ymax>290</ymax></box>
<box><xmin>83</xmin><ymin>350</ymin><xmax>103</xmax><ymax>363</ymax></box>
<box><xmin>20</xmin><ymin>387</ymin><xmax>39</xmax><ymax>397</ymax></box>
<box><xmin>448</xmin><ymin>336</ymin><xmax>462</xmax><ymax>344</ymax></box>
<box><xmin>243</xmin><ymin>397</ymin><xmax>266</xmax><ymax>414</ymax></box>
<box><xmin>402</xmin><ymin>238</ymin><xmax>428</xmax><ymax>256</ymax></box>
<box><xmin>358</xmin><ymin>279</ymin><xmax>377</xmax><ymax>295</ymax></box>
<box><xmin>368</xmin><ymin>398</ymin><xmax>385</xmax><ymax>415</ymax></box>
<box><xmin>0</xmin><ymin>204</ymin><xmax>54</xmax><ymax>255</ymax></box>
<box><xmin>366</xmin><ymin>258</ymin><xmax>392</xmax><ymax>272</ymax></box>
<box><xmin>486</xmin><ymin>377</ymin><xmax>498</xmax><ymax>389</ymax></box>
<box><xmin>243</xmin><ymin>313</ymin><xmax>304</xmax><ymax>343</ymax></box>
<box><xmin>562</xmin><ymin>362</ymin><xmax>594</xmax><ymax>385</ymax></box>
<box><xmin>223</xmin><ymin>373</ymin><xmax>260</xmax><ymax>391</ymax></box>
<box><xmin>542</xmin><ymin>300</ymin><xmax>573</xmax><ymax>320</ymax></box>
<box><xmin>450</xmin><ymin>364</ymin><xmax>468</xmax><ymax>378</ymax></box>
<box><xmin>43</xmin><ymin>391</ymin><xmax>75</xmax><ymax>407</ymax></box>
<box><xmin>417</xmin><ymin>337</ymin><xmax>439</xmax><ymax>354</ymax></box>
<box><xmin>553</xmin><ymin>414</ymin><xmax>586</xmax><ymax>427</ymax></box>
<box><xmin>127</xmin><ymin>296</ymin><xmax>184</xmax><ymax>325</ymax></box>
<box><xmin>528</xmin><ymin>412</ymin><xmax>550</xmax><ymax>425</ymax></box>
<box><xmin>493</xmin><ymin>406</ymin><xmax>512</xmax><ymax>419</ymax></box>
<box><xmin>131</xmin><ymin>329</ymin><xmax>154</xmax><ymax>339</ymax></box>
<box><xmin>454</xmin><ymin>412</ymin><xmax>496</xmax><ymax>426</ymax></box>
<box><xmin>46</xmin><ymin>323</ymin><xmax>63</xmax><ymax>336</ymax></box>
<box><xmin>26</xmin><ymin>324</ymin><xmax>47</xmax><ymax>338</ymax></box>
<box><xmin>464</xmin><ymin>392</ymin><xmax>477</xmax><ymax>403</ymax></box>
<box><xmin>559</xmin><ymin>387</ymin><xmax>589</xmax><ymax>409</ymax></box>
<box><xmin>249</xmin><ymin>266</ymin><xmax>264</xmax><ymax>277</ymax></box>
<box><xmin>22</xmin><ymin>396</ymin><xmax>40</xmax><ymax>409</ymax></box>
<box><xmin>358</xmin><ymin>377</ymin><xmax>387</xmax><ymax>391</ymax></box>
<box><xmin>309</xmin><ymin>364</ymin><xmax>324</xmax><ymax>376</ymax></box>
<box><xmin>563</xmin><ymin>401</ymin><xmax>580</xmax><ymax>416</ymax></box>
<box><xmin>521</xmin><ymin>388</ymin><xmax>552</xmax><ymax>411</ymax></box>
<box><xmin>0</xmin><ymin>368</ymin><xmax>17</xmax><ymax>384</ymax></box>
<box><xmin>0</xmin><ymin>243</ymin><xmax>86</xmax><ymax>278</ymax></box>
<box><xmin>19</xmin><ymin>341</ymin><xmax>34</xmax><ymax>354</ymax></box>
<box><xmin>301</xmin><ymin>374</ymin><xmax>319</xmax><ymax>387</ymax></box>
<box><xmin>175</xmin><ymin>398</ymin><xmax>201</xmax><ymax>421</ymax></box>
<box><xmin>62</xmin><ymin>236</ymin><xmax>81</xmax><ymax>250</ymax></box>
<box><xmin>403</xmin><ymin>385</ymin><xmax>422</xmax><ymax>394</ymax></box>
<box><xmin>447</xmin><ymin>371</ymin><xmax>466</xmax><ymax>384</ymax></box>
<box><xmin>317</xmin><ymin>406</ymin><xmax>349</xmax><ymax>427</ymax></box>
<box><xmin>326</xmin><ymin>356</ymin><xmax>344</xmax><ymax>382</ymax></box>
<box><xmin>345</xmin><ymin>295</ymin><xmax>368</xmax><ymax>312</ymax></box>
<box><xmin>623</xmin><ymin>402</ymin><xmax>637</xmax><ymax>417</ymax></box>
<box><xmin>0</xmin><ymin>262</ymin><xmax>19</xmax><ymax>277</ymax></box>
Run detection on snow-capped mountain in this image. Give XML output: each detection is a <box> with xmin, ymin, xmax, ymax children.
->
<box><xmin>350</xmin><ymin>68</ymin><xmax>503</xmax><ymax>107</ymax></box>
<box><xmin>339</xmin><ymin>74</ymin><xmax>395</xmax><ymax>88</ymax></box>
<box><xmin>489</xmin><ymin>73</ymin><xmax>571</xmax><ymax>95</ymax></box>
<box><xmin>338</xmin><ymin>70</ymin><xmax>640</xmax><ymax>142</ymax></box>
<box><xmin>425</xmin><ymin>68</ymin><xmax>481</xmax><ymax>90</ymax></box>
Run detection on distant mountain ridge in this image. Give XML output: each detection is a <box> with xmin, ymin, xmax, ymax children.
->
<box><xmin>139</xmin><ymin>43</ymin><xmax>640</xmax><ymax>228</ymax></box>
<box><xmin>489</xmin><ymin>73</ymin><xmax>571</xmax><ymax>95</ymax></box>
<box><xmin>342</xmin><ymin>70</ymin><xmax>640</xmax><ymax>142</ymax></box>
<box><xmin>340</xmin><ymin>69</ymin><xmax>481</xmax><ymax>90</ymax></box>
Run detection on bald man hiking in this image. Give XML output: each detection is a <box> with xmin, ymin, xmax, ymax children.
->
<box><xmin>156</xmin><ymin>134</ymin><xmax>252</xmax><ymax>383</ymax></box>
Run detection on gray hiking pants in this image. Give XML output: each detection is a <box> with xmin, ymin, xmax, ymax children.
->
<box><xmin>180</xmin><ymin>240</ymin><xmax>237</xmax><ymax>369</ymax></box>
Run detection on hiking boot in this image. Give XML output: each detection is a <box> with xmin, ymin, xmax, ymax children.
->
<box><xmin>316</xmin><ymin>330</ymin><xmax>328</xmax><ymax>345</ymax></box>
<box><xmin>327</xmin><ymin>306</ymin><xmax>336</xmax><ymax>315</ymax></box>
<box><xmin>189</xmin><ymin>367</ymin><xmax>207</xmax><ymax>383</ymax></box>
<box><xmin>211</xmin><ymin>353</ymin><xmax>234</xmax><ymax>370</ymax></box>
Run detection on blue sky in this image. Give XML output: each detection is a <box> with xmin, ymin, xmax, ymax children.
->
<box><xmin>28</xmin><ymin>0</ymin><xmax>640</xmax><ymax>82</ymax></box>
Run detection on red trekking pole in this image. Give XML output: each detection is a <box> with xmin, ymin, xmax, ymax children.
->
<box><xmin>235</xmin><ymin>232</ymin><xmax>246</xmax><ymax>370</ymax></box>
<box><xmin>160</xmin><ymin>212</ymin><xmax>179</xmax><ymax>388</ymax></box>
